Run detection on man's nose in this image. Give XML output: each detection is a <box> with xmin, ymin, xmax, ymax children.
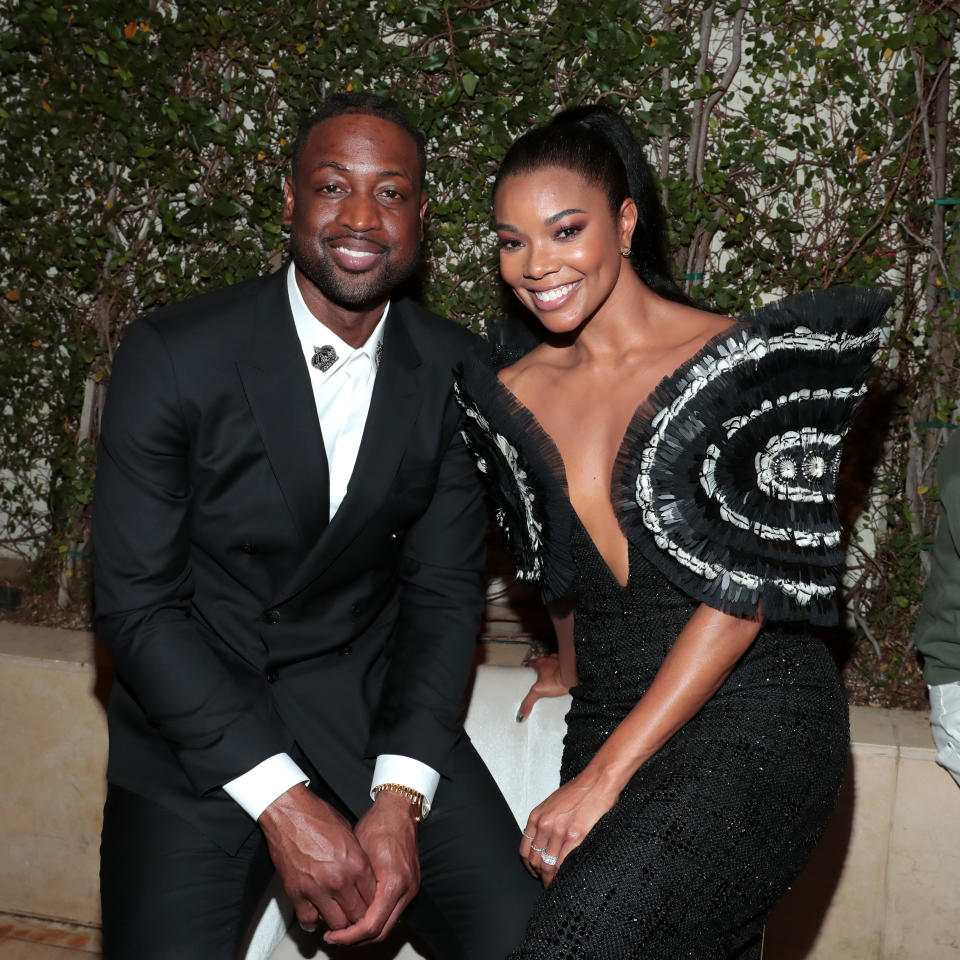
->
<box><xmin>337</xmin><ymin>190</ymin><xmax>381</xmax><ymax>232</ymax></box>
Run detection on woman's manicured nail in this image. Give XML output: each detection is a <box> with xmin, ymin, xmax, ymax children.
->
<box><xmin>516</xmin><ymin>711</ymin><xmax>524</xmax><ymax>723</ymax></box>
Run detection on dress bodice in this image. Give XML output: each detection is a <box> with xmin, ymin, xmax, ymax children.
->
<box><xmin>565</xmin><ymin>514</ymin><xmax>692</xmax><ymax>697</ymax></box>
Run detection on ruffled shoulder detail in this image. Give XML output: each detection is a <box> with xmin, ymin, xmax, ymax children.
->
<box><xmin>612</xmin><ymin>286</ymin><xmax>893</xmax><ymax>626</ymax></box>
<box><xmin>454</xmin><ymin>348</ymin><xmax>577</xmax><ymax>603</ymax></box>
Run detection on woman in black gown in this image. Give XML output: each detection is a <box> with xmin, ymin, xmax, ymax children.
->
<box><xmin>455</xmin><ymin>107</ymin><xmax>891</xmax><ymax>958</ymax></box>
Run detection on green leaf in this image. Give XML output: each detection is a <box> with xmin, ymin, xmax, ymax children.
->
<box><xmin>459</xmin><ymin>49</ymin><xmax>489</xmax><ymax>74</ymax></box>
<box><xmin>211</xmin><ymin>198</ymin><xmax>245</xmax><ymax>217</ymax></box>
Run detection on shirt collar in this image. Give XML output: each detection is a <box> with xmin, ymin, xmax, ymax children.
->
<box><xmin>286</xmin><ymin>262</ymin><xmax>389</xmax><ymax>384</ymax></box>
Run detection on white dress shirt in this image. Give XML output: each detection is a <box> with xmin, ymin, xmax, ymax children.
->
<box><xmin>222</xmin><ymin>264</ymin><xmax>440</xmax><ymax>820</ymax></box>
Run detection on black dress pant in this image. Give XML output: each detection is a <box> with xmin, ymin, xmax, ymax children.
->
<box><xmin>100</xmin><ymin>738</ymin><xmax>540</xmax><ymax>960</ymax></box>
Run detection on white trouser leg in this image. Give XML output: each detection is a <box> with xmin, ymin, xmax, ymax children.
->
<box><xmin>929</xmin><ymin>680</ymin><xmax>960</xmax><ymax>787</ymax></box>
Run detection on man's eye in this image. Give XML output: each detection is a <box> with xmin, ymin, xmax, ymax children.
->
<box><xmin>381</xmin><ymin>189</ymin><xmax>403</xmax><ymax>201</ymax></box>
<box><xmin>318</xmin><ymin>183</ymin><xmax>343</xmax><ymax>194</ymax></box>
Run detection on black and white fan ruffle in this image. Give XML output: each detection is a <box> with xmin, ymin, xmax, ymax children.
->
<box><xmin>613</xmin><ymin>286</ymin><xmax>892</xmax><ymax>626</ymax></box>
<box><xmin>454</xmin><ymin>354</ymin><xmax>576</xmax><ymax>603</ymax></box>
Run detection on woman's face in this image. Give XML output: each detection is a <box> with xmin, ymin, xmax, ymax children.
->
<box><xmin>493</xmin><ymin>165</ymin><xmax>636</xmax><ymax>333</ymax></box>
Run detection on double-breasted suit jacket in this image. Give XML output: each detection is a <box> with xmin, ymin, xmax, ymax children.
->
<box><xmin>92</xmin><ymin>268</ymin><xmax>486</xmax><ymax>853</ymax></box>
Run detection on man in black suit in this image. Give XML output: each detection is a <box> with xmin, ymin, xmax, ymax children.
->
<box><xmin>93</xmin><ymin>92</ymin><xmax>538</xmax><ymax>959</ymax></box>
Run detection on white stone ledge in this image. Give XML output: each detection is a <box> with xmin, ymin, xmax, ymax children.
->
<box><xmin>0</xmin><ymin>623</ymin><xmax>100</xmax><ymax>673</ymax></box>
<box><xmin>849</xmin><ymin>703</ymin><xmax>938</xmax><ymax>760</ymax></box>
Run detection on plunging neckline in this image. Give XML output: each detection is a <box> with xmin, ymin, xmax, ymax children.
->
<box><xmin>490</xmin><ymin>372</ymin><xmax>631</xmax><ymax>589</ymax></box>
<box><xmin>490</xmin><ymin>318</ymin><xmax>743</xmax><ymax>591</ymax></box>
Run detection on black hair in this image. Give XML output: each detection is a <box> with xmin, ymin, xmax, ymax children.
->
<box><xmin>291</xmin><ymin>92</ymin><xmax>426</xmax><ymax>186</ymax></box>
<box><xmin>493</xmin><ymin>106</ymin><xmax>693</xmax><ymax>306</ymax></box>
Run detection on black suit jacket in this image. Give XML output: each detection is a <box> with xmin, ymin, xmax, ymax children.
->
<box><xmin>92</xmin><ymin>268</ymin><xmax>486</xmax><ymax>852</ymax></box>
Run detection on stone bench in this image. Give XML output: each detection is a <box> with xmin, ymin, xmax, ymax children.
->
<box><xmin>2</xmin><ymin>622</ymin><xmax>958</xmax><ymax>959</ymax></box>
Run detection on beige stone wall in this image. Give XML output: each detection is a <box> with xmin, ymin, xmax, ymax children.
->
<box><xmin>766</xmin><ymin>708</ymin><xmax>960</xmax><ymax>959</ymax></box>
<box><xmin>2</xmin><ymin>623</ymin><xmax>959</xmax><ymax>959</ymax></box>
<box><xmin>0</xmin><ymin>625</ymin><xmax>107</xmax><ymax>926</ymax></box>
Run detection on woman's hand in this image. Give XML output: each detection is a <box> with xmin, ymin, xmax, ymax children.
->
<box><xmin>517</xmin><ymin>603</ymin><xmax>762</xmax><ymax>887</ymax></box>
<box><xmin>519</xmin><ymin>770</ymin><xmax>620</xmax><ymax>886</ymax></box>
<box><xmin>516</xmin><ymin>654</ymin><xmax>572</xmax><ymax>722</ymax></box>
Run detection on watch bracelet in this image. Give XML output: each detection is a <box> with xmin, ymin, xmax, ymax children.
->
<box><xmin>372</xmin><ymin>781</ymin><xmax>425</xmax><ymax>821</ymax></box>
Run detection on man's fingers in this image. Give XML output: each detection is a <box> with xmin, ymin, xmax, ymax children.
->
<box><xmin>356</xmin><ymin>866</ymin><xmax>378</xmax><ymax>905</ymax></box>
<box><xmin>334</xmin><ymin>880</ymin><xmax>375</xmax><ymax>926</ymax></box>
<box><xmin>293</xmin><ymin>896</ymin><xmax>324</xmax><ymax>933</ymax></box>
<box><xmin>372</xmin><ymin>891</ymin><xmax>412</xmax><ymax>943</ymax></box>
<box><xmin>324</xmin><ymin>883</ymin><xmax>396</xmax><ymax>945</ymax></box>
<box><xmin>321</xmin><ymin>894</ymin><xmax>353</xmax><ymax>931</ymax></box>
<box><xmin>324</xmin><ymin>910</ymin><xmax>386</xmax><ymax>945</ymax></box>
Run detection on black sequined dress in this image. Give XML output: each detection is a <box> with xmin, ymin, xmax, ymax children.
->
<box><xmin>455</xmin><ymin>288</ymin><xmax>893</xmax><ymax>959</ymax></box>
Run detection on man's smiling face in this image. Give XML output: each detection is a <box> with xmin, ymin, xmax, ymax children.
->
<box><xmin>283</xmin><ymin>112</ymin><xmax>426</xmax><ymax>311</ymax></box>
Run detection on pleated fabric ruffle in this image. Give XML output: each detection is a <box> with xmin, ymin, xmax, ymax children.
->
<box><xmin>612</xmin><ymin>286</ymin><xmax>892</xmax><ymax>625</ymax></box>
<box><xmin>455</xmin><ymin>346</ymin><xmax>577</xmax><ymax>603</ymax></box>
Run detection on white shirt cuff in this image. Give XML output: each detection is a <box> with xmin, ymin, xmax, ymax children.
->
<box><xmin>371</xmin><ymin>754</ymin><xmax>440</xmax><ymax>816</ymax></box>
<box><xmin>222</xmin><ymin>753</ymin><xmax>309</xmax><ymax>821</ymax></box>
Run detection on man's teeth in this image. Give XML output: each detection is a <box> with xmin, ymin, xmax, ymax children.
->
<box><xmin>334</xmin><ymin>245</ymin><xmax>378</xmax><ymax>254</ymax></box>
<box><xmin>533</xmin><ymin>282</ymin><xmax>577</xmax><ymax>302</ymax></box>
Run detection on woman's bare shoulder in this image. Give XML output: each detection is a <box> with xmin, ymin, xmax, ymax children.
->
<box><xmin>660</xmin><ymin>301</ymin><xmax>737</xmax><ymax>351</ymax></box>
<box><xmin>498</xmin><ymin>342</ymin><xmax>571</xmax><ymax>394</ymax></box>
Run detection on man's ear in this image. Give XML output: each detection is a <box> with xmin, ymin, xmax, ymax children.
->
<box><xmin>282</xmin><ymin>177</ymin><xmax>295</xmax><ymax>226</ymax></box>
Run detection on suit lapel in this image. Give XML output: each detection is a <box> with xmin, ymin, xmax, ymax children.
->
<box><xmin>235</xmin><ymin>271</ymin><xmax>330</xmax><ymax>546</ymax></box>
<box><xmin>280</xmin><ymin>301</ymin><xmax>424</xmax><ymax>600</ymax></box>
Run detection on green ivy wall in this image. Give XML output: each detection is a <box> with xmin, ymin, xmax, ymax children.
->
<box><xmin>1</xmin><ymin>0</ymin><xmax>958</xmax><ymax>704</ymax></box>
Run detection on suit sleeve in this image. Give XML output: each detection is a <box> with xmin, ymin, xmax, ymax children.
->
<box><xmin>365</xmin><ymin>379</ymin><xmax>487</xmax><ymax>776</ymax></box>
<box><xmin>93</xmin><ymin>319</ymin><xmax>286</xmax><ymax>795</ymax></box>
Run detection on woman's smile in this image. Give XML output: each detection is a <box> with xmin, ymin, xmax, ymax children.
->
<box><xmin>529</xmin><ymin>280</ymin><xmax>583</xmax><ymax>309</ymax></box>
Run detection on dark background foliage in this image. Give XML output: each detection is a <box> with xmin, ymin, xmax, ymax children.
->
<box><xmin>1</xmin><ymin>0</ymin><xmax>958</xmax><ymax>706</ymax></box>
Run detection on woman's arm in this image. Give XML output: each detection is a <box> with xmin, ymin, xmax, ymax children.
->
<box><xmin>516</xmin><ymin>600</ymin><xmax>578</xmax><ymax>722</ymax></box>
<box><xmin>520</xmin><ymin>603</ymin><xmax>761</xmax><ymax>883</ymax></box>
<box><xmin>553</xmin><ymin>601</ymin><xmax>578</xmax><ymax>687</ymax></box>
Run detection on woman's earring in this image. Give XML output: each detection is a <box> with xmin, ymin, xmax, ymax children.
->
<box><xmin>620</xmin><ymin>246</ymin><xmax>631</xmax><ymax>258</ymax></box>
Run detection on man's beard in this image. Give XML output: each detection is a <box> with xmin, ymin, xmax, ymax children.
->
<box><xmin>288</xmin><ymin>226</ymin><xmax>419</xmax><ymax>310</ymax></box>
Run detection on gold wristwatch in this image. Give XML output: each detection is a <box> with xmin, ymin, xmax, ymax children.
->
<box><xmin>372</xmin><ymin>782</ymin><xmax>428</xmax><ymax>821</ymax></box>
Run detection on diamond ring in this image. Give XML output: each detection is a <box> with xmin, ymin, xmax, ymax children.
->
<box><xmin>530</xmin><ymin>844</ymin><xmax>545</xmax><ymax>853</ymax></box>
<box><xmin>540</xmin><ymin>851</ymin><xmax>559</xmax><ymax>867</ymax></box>
<box><xmin>522</xmin><ymin>831</ymin><xmax>535</xmax><ymax>841</ymax></box>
